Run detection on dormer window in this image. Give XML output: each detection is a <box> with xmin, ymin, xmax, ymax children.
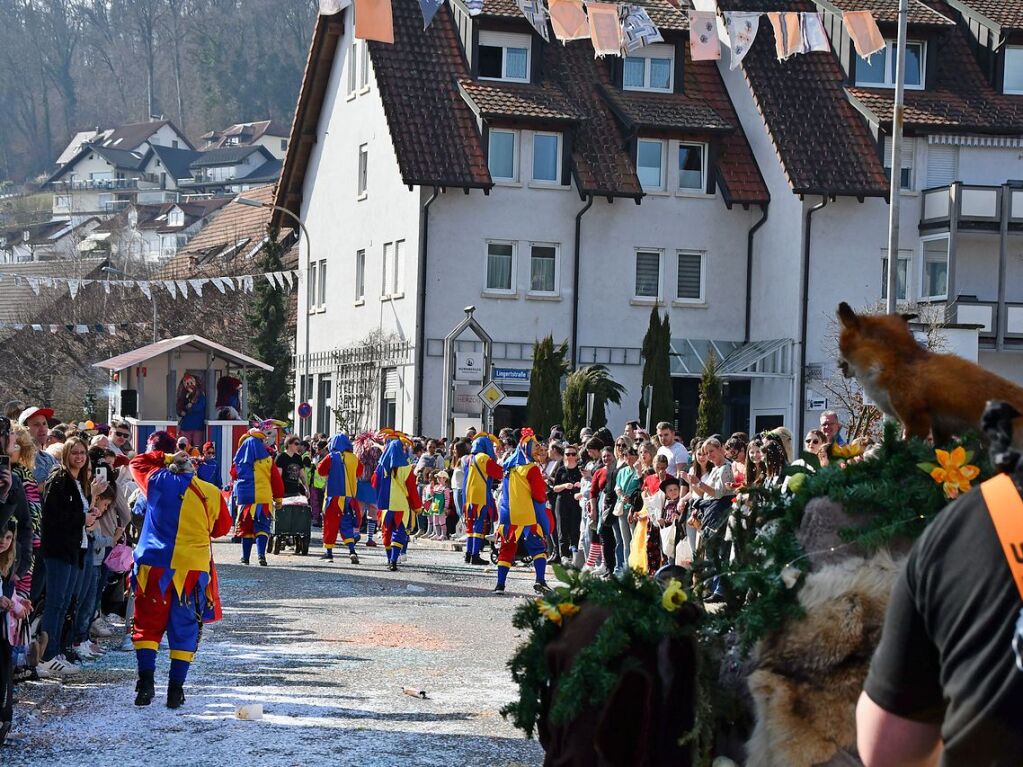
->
<box><xmin>855</xmin><ymin>40</ymin><xmax>924</xmax><ymax>89</ymax></box>
<box><xmin>167</xmin><ymin>207</ymin><xmax>184</xmax><ymax>227</ymax></box>
<box><xmin>624</xmin><ymin>43</ymin><xmax>674</xmax><ymax>92</ymax></box>
<box><xmin>1004</xmin><ymin>46</ymin><xmax>1023</xmax><ymax>94</ymax></box>
<box><xmin>479</xmin><ymin>31</ymin><xmax>530</xmax><ymax>83</ymax></box>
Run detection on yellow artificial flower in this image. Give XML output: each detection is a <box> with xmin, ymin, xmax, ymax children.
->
<box><xmin>557</xmin><ymin>602</ymin><xmax>581</xmax><ymax>618</ymax></box>
<box><xmin>536</xmin><ymin>600</ymin><xmax>563</xmax><ymax>625</ymax></box>
<box><xmin>929</xmin><ymin>447</ymin><xmax>980</xmax><ymax>499</ymax></box>
<box><xmin>831</xmin><ymin>442</ymin><xmax>863</xmax><ymax>460</ymax></box>
<box><xmin>662</xmin><ymin>579</ymin><xmax>688</xmax><ymax>612</ymax></box>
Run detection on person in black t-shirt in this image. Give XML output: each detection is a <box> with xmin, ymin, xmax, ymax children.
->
<box><xmin>552</xmin><ymin>447</ymin><xmax>583</xmax><ymax>564</ymax></box>
<box><xmin>857</xmin><ymin>475</ymin><xmax>1023</xmax><ymax>767</ymax></box>
<box><xmin>275</xmin><ymin>436</ymin><xmax>309</xmax><ymax>498</ymax></box>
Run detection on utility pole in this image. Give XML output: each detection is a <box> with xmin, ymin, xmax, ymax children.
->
<box><xmin>885</xmin><ymin>0</ymin><xmax>909</xmax><ymax>314</ymax></box>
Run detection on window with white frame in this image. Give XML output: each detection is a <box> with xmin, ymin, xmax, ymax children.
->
<box><xmin>677</xmin><ymin>143</ymin><xmax>706</xmax><ymax>192</ymax></box>
<box><xmin>486</xmin><ymin>241</ymin><xmax>515</xmax><ymax>292</ymax></box>
<box><xmin>489</xmin><ymin>129</ymin><xmax>518</xmax><ymax>181</ymax></box>
<box><xmin>382</xmin><ymin>242</ymin><xmax>393</xmax><ymax>297</ymax></box>
<box><xmin>1004</xmin><ymin>46</ymin><xmax>1023</xmax><ymax>94</ymax></box>
<box><xmin>883</xmin><ymin>136</ymin><xmax>915</xmax><ymax>190</ymax></box>
<box><xmin>881</xmin><ymin>249</ymin><xmax>911</xmax><ymax>302</ymax></box>
<box><xmin>623</xmin><ymin>43</ymin><xmax>674</xmax><ymax>92</ymax></box>
<box><xmin>634</xmin><ymin>250</ymin><xmax>661</xmax><ymax>299</ymax></box>
<box><xmin>675</xmin><ymin>250</ymin><xmax>704</xmax><ymax>302</ymax></box>
<box><xmin>529</xmin><ymin>243</ymin><xmax>558</xmax><ymax>294</ymax></box>
<box><xmin>355</xmin><ymin>249</ymin><xmax>366</xmax><ymax>301</ymax></box>
<box><xmin>532</xmin><ymin>132</ymin><xmax>562</xmax><ymax>184</ymax></box>
<box><xmin>478</xmin><ymin>31</ymin><xmax>530</xmax><ymax>82</ymax></box>
<box><xmin>347</xmin><ymin>41</ymin><xmax>358</xmax><ymax>96</ymax></box>
<box><xmin>359</xmin><ymin>41</ymin><xmax>370</xmax><ymax>89</ymax></box>
<box><xmin>357</xmin><ymin>144</ymin><xmax>368</xmax><ymax>196</ymax></box>
<box><xmin>167</xmin><ymin>207</ymin><xmax>184</xmax><ymax>227</ymax></box>
<box><xmin>855</xmin><ymin>41</ymin><xmax>925</xmax><ymax>89</ymax></box>
<box><xmin>922</xmin><ymin>238</ymin><xmax>949</xmax><ymax>299</ymax></box>
<box><xmin>308</xmin><ymin>260</ymin><xmax>319</xmax><ymax>313</ymax></box>
<box><xmin>393</xmin><ymin>239</ymin><xmax>405</xmax><ymax>295</ymax></box>
<box><xmin>318</xmin><ymin>259</ymin><xmax>327</xmax><ymax>307</ymax></box>
<box><xmin>637</xmin><ymin>139</ymin><xmax>665</xmax><ymax>190</ymax></box>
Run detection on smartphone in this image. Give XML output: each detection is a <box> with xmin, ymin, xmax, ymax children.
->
<box><xmin>0</xmin><ymin>455</ymin><xmax>8</xmax><ymax>468</ymax></box>
<box><xmin>94</xmin><ymin>466</ymin><xmax>108</xmax><ymax>483</ymax></box>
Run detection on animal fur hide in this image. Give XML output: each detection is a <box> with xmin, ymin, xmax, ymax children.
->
<box><xmin>744</xmin><ymin>551</ymin><xmax>904</xmax><ymax>767</ymax></box>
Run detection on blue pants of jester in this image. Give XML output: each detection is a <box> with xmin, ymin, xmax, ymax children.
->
<box><xmin>237</xmin><ymin>503</ymin><xmax>273</xmax><ymax>562</ymax></box>
<box><xmin>496</xmin><ymin>528</ymin><xmax>548</xmax><ymax>589</ymax></box>
<box><xmin>381</xmin><ymin>510</ymin><xmax>411</xmax><ymax>567</ymax></box>
<box><xmin>464</xmin><ymin>503</ymin><xmax>492</xmax><ymax>558</ymax></box>
<box><xmin>132</xmin><ymin>572</ymin><xmax>205</xmax><ymax>685</ymax></box>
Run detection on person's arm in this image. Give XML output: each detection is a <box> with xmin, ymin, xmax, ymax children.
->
<box><xmin>130</xmin><ymin>451</ymin><xmax>170</xmax><ymax>495</ymax></box>
<box><xmin>270</xmin><ymin>461</ymin><xmax>285</xmax><ymax>503</ymax></box>
<box><xmin>209</xmin><ymin>489</ymin><xmax>233</xmax><ymax>539</ymax></box>
<box><xmin>404</xmin><ymin>470</ymin><xmax>423</xmax><ymax>512</ymax></box>
<box><xmin>856</xmin><ymin>693</ymin><xmax>942</xmax><ymax>767</ymax></box>
<box><xmin>317</xmin><ymin>454</ymin><xmax>332</xmax><ymax>477</ymax></box>
<box><xmin>485</xmin><ymin>457</ymin><xmax>504</xmax><ymax>482</ymax></box>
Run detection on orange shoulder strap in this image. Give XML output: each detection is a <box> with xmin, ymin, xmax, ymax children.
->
<box><xmin>979</xmin><ymin>473</ymin><xmax>1023</xmax><ymax>601</ymax></box>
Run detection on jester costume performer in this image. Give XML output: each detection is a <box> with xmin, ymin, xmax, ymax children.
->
<box><xmin>130</xmin><ymin>432</ymin><xmax>232</xmax><ymax>708</ymax></box>
<box><xmin>374</xmin><ymin>438</ymin><xmax>422</xmax><ymax>572</ymax></box>
<box><xmin>494</xmin><ymin>430</ymin><xmax>551</xmax><ymax>594</ymax></box>
<box><xmin>462</xmin><ymin>436</ymin><xmax>503</xmax><ymax>566</ymax></box>
<box><xmin>231</xmin><ymin>429</ymin><xmax>284</xmax><ymax>566</ymax></box>
<box><xmin>317</xmin><ymin>434</ymin><xmax>363</xmax><ymax>564</ymax></box>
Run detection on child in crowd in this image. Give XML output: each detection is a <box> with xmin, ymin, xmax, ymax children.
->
<box><xmin>73</xmin><ymin>485</ymin><xmax>117</xmax><ymax>661</ymax></box>
<box><xmin>1</xmin><ymin>519</ymin><xmax>31</xmax><ymax>743</ymax></box>
<box><xmin>659</xmin><ymin>476</ymin><xmax>686</xmax><ymax>568</ymax></box>
<box><xmin>427</xmin><ymin>471</ymin><xmax>451</xmax><ymax>540</ymax></box>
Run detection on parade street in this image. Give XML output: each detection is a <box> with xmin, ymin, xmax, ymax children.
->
<box><xmin>8</xmin><ymin>538</ymin><xmax>544</xmax><ymax>767</ymax></box>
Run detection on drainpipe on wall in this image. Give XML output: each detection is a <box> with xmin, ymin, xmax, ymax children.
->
<box><xmin>744</xmin><ymin>203</ymin><xmax>769</xmax><ymax>343</ymax></box>
<box><xmin>570</xmin><ymin>195</ymin><xmax>594</xmax><ymax>369</ymax></box>
<box><xmin>797</xmin><ymin>197</ymin><xmax>828</xmax><ymax>440</ymax></box>
<box><xmin>414</xmin><ymin>186</ymin><xmax>440</xmax><ymax>435</ymax></box>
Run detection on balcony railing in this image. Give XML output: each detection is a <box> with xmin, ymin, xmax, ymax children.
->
<box><xmin>54</xmin><ymin>175</ymin><xmax>159</xmax><ymax>191</ymax></box>
<box><xmin>921</xmin><ymin>182</ymin><xmax>1023</xmax><ymax>232</ymax></box>
<box><xmin>944</xmin><ymin>296</ymin><xmax>1023</xmax><ymax>345</ymax></box>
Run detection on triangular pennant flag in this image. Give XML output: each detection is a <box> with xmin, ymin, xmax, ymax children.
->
<box><xmin>26</xmin><ymin>277</ymin><xmax>40</xmax><ymax>296</ymax></box>
<box><xmin>64</xmin><ymin>325</ymin><xmax>73</xmax><ymax>333</ymax></box>
<box><xmin>354</xmin><ymin>0</ymin><xmax>394</xmax><ymax>43</ymax></box>
<box><xmin>176</xmin><ymin>279</ymin><xmax>189</xmax><ymax>298</ymax></box>
<box><xmin>31</xmin><ymin>324</ymin><xmax>42</xmax><ymax>332</ymax></box>
<box><xmin>724</xmin><ymin>12</ymin><xmax>761</xmax><ymax>70</ymax></box>
<box><xmin>49</xmin><ymin>325</ymin><xmax>59</xmax><ymax>333</ymax></box>
<box><xmin>67</xmin><ymin>279</ymin><xmax>81</xmax><ymax>300</ymax></box>
<box><xmin>419</xmin><ymin>0</ymin><xmax>443</xmax><ymax>29</ymax></box>
<box><xmin>164</xmin><ymin>280</ymin><xmax>177</xmax><ymax>299</ymax></box>
<box><xmin>466</xmin><ymin>0</ymin><xmax>483</xmax><ymax>15</ymax></box>
<box><xmin>243</xmin><ymin>276</ymin><xmax>254</xmax><ymax>293</ymax></box>
<box><xmin>549</xmin><ymin>0</ymin><xmax>589</xmax><ymax>42</ymax></box>
<box><xmin>188</xmin><ymin>278</ymin><xmax>205</xmax><ymax>297</ymax></box>
<box><xmin>107</xmin><ymin>324</ymin><xmax>117</xmax><ymax>335</ymax></box>
<box><xmin>211</xmin><ymin>277</ymin><xmax>226</xmax><ymax>294</ymax></box>
<box><xmin>843</xmin><ymin>11</ymin><xmax>884</xmax><ymax>59</ymax></box>
<box><xmin>13</xmin><ymin>275</ymin><xmax>21</xmax><ymax>286</ymax></box>
<box><xmin>265</xmin><ymin>272</ymin><xmax>279</xmax><ymax>289</ymax></box>
<box><xmin>621</xmin><ymin>5</ymin><xmax>663</xmax><ymax>54</ymax></box>
<box><xmin>516</xmin><ymin>0</ymin><xmax>550</xmax><ymax>42</ymax></box>
<box><xmin>222</xmin><ymin>276</ymin><xmax>236</xmax><ymax>291</ymax></box>
<box><xmin>282</xmin><ymin>271</ymin><xmax>295</xmax><ymax>288</ymax></box>
<box><xmin>75</xmin><ymin>324</ymin><xmax>89</xmax><ymax>334</ymax></box>
<box><xmin>13</xmin><ymin>324</ymin><xmax>24</xmax><ymax>331</ymax></box>
<box><xmin>689</xmin><ymin>10</ymin><xmax>721</xmax><ymax>60</ymax></box>
<box><xmin>587</xmin><ymin>2</ymin><xmax>622</xmax><ymax>57</ymax></box>
<box><xmin>138</xmin><ymin>281</ymin><xmax>152</xmax><ymax>300</ymax></box>
<box><xmin>103</xmin><ymin>280</ymin><xmax>111</xmax><ymax>294</ymax></box>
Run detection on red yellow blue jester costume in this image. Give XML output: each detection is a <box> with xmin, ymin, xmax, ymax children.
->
<box><xmin>462</xmin><ymin>435</ymin><xmax>503</xmax><ymax>565</ymax></box>
<box><xmin>373</xmin><ymin>438</ymin><xmax>422</xmax><ymax>572</ymax></box>
<box><xmin>231</xmin><ymin>429</ymin><xmax>284</xmax><ymax>566</ymax></box>
<box><xmin>317</xmin><ymin>433</ymin><xmax>363</xmax><ymax>563</ymax></box>
<box><xmin>130</xmin><ymin>432</ymin><xmax>232</xmax><ymax>707</ymax></box>
<box><xmin>494</xmin><ymin>429</ymin><xmax>552</xmax><ymax>593</ymax></box>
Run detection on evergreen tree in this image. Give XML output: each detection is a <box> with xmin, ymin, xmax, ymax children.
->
<box><xmin>696</xmin><ymin>349</ymin><xmax>724</xmax><ymax>438</ymax></box>
<box><xmin>526</xmin><ymin>335</ymin><xmax>568</xmax><ymax>435</ymax></box>
<box><xmin>639</xmin><ymin>308</ymin><xmax>675</xmax><ymax>428</ymax></box>
<box><xmin>246</xmin><ymin>229</ymin><xmax>293</xmax><ymax>420</ymax></box>
<box><xmin>562</xmin><ymin>364</ymin><xmax>626</xmax><ymax>440</ymax></box>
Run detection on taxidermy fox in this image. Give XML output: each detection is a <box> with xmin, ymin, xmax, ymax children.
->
<box><xmin>836</xmin><ymin>302</ymin><xmax>1023</xmax><ymax>446</ymax></box>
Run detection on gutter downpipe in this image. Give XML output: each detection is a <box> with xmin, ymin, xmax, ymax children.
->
<box><xmin>744</xmin><ymin>203</ymin><xmax>769</xmax><ymax>343</ymax></box>
<box><xmin>797</xmin><ymin>196</ymin><xmax>828</xmax><ymax>440</ymax></box>
<box><xmin>571</xmin><ymin>195</ymin><xmax>594</xmax><ymax>369</ymax></box>
<box><xmin>414</xmin><ymin>186</ymin><xmax>440</xmax><ymax>435</ymax></box>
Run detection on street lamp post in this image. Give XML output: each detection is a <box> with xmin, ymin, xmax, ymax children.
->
<box><xmin>885</xmin><ymin>0</ymin><xmax>910</xmax><ymax>314</ymax></box>
<box><xmin>236</xmin><ymin>197</ymin><xmax>313</xmax><ymax>431</ymax></box>
<box><xmin>103</xmin><ymin>265</ymin><xmax>157</xmax><ymax>343</ymax></box>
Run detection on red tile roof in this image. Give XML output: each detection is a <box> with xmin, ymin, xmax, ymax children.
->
<box><xmin>476</xmin><ymin>0</ymin><xmax>690</xmax><ymax>31</ymax></box>
<box><xmin>723</xmin><ymin>0</ymin><xmax>889</xmax><ymax>197</ymax></box>
<box><xmin>820</xmin><ymin>0</ymin><xmax>953</xmax><ymax>25</ymax></box>
<box><xmin>949</xmin><ymin>0</ymin><xmax>1023</xmax><ymax>31</ymax></box>
<box><xmin>599</xmin><ymin>85</ymin><xmax>734</xmax><ymax>132</ymax></box>
<box><xmin>846</xmin><ymin>14</ymin><xmax>1023</xmax><ymax>133</ymax></box>
<box><xmin>458</xmin><ymin>80</ymin><xmax>585</xmax><ymax>124</ymax></box>
<box><xmin>369</xmin><ymin>3</ymin><xmax>492</xmax><ymax>189</ymax></box>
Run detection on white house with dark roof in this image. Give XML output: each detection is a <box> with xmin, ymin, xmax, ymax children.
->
<box><xmin>200</xmin><ymin>120</ymin><xmax>291</xmax><ymax>160</ymax></box>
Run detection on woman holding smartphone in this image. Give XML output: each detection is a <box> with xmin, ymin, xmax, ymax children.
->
<box><xmin>36</xmin><ymin>436</ymin><xmax>107</xmax><ymax>677</ymax></box>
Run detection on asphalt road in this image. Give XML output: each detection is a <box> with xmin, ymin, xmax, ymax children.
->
<box><xmin>8</xmin><ymin>534</ymin><xmax>546</xmax><ymax>767</ymax></box>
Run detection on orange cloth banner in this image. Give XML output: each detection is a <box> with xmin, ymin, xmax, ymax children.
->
<box><xmin>586</xmin><ymin>2</ymin><xmax>622</xmax><ymax>57</ymax></box>
<box><xmin>355</xmin><ymin>0</ymin><xmax>394</xmax><ymax>43</ymax></box>
<box><xmin>843</xmin><ymin>10</ymin><xmax>884</xmax><ymax>59</ymax></box>
<box><xmin>550</xmin><ymin>0</ymin><xmax>589</xmax><ymax>42</ymax></box>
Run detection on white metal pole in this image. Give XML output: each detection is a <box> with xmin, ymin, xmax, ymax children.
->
<box><xmin>885</xmin><ymin>0</ymin><xmax>909</xmax><ymax>314</ymax></box>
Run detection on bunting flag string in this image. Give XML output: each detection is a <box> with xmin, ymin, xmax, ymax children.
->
<box><xmin>0</xmin><ymin>322</ymin><xmax>148</xmax><ymax>335</ymax></box>
<box><xmin>1</xmin><ymin>268</ymin><xmax>300</xmax><ymax>302</ymax></box>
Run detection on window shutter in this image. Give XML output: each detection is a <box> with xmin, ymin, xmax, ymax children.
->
<box><xmin>383</xmin><ymin>368</ymin><xmax>398</xmax><ymax>398</ymax></box>
<box><xmin>676</xmin><ymin>252</ymin><xmax>702</xmax><ymax>300</ymax></box>
<box><xmin>635</xmin><ymin>251</ymin><xmax>660</xmax><ymax>297</ymax></box>
<box><xmin>883</xmin><ymin>137</ymin><xmax>915</xmax><ymax>188</ymax></box>
<box><xmin>926</xmin><ymin>144</ymin><xmax>957</xmax><ymax>187</ymax></box>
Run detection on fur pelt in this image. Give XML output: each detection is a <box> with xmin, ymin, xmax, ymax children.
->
<box><xmin>744</xmin><ymin>551</ymin><xmax>904</xmax><ymax>767</ymax></box>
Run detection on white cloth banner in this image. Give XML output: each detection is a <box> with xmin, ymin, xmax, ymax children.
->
<box><xmin>138</xmin><ymin>281</ymin><xmax>152</xmax><ymax>300</ymax></box>
<box><xmin>188</xmin><ymin>278</ymin><xmax>205</xmax><ymax>297</ymax></box>
<box><xmin>27</xmin><ymin>277</ymin><xmax>40</xmax><ymax>296</ymax></box>
<box><xmin>67</xmin><ymin>279</ymin><xmax>81</xmax><ymax>300</ymax></box>
<box><xmin>164</xmin><ymin>281</ymin><xmax>177</xmax><ymax>299</ymax></box>
<box><xmin>724</xmin><ymin>12</ymin><xmax>761</xmax><ymax>70</ymax></box>
<box><xmin>319</xmin><ymin>0</ymin><xmax>350</xmax><ymax>13</ymax></box>
<box><xmin>74</xmin><ymin>324</ymin><xmax>88</xmax><ymax>333</ymax></box>
<box><xmin>103</xmin><ymin>280</ymin><xmax>111</xmax><ymax>294</ymax></box>
<box><xmin>242</xmin><ymin>276</ymin><xmax>254</xmax><ymax>293</ymax></box>
<box><xmin>176</xmin><ymin>280</ymin><xmax>189</xmax><ymax>298</ymax></box>
<box><xmin>210</xmin><ymin>277</ymin><xmax>226</xmax><ymax>294</ymax></box>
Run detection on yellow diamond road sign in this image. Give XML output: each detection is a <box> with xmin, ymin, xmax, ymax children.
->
<box><xmin>477</xmin><ymin>381</ymin><xmax>506</xmax><ymax>409</ymax></box>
